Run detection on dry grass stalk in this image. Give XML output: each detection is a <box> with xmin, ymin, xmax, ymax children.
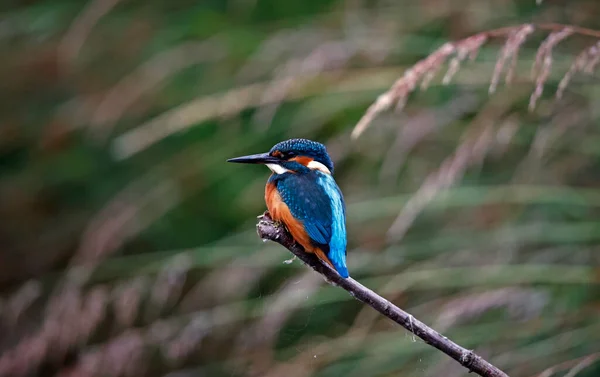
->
<box><xmin>367</xmin><ymin>24</ymin><xmax>600</xmax><ymax>240</ymax></box>
<box><xmin>350</xmin><ymin>42</ymin><xmax>456</xmax><ymax>139</ymax></box>
<box><xmin>60</xmin><ymin>315</ymin><xmax>207</xmax><ymax>377</ymax></box>
<box><xmin>0</xmin><ymin>252</ymin><xmax>198</xmax><ymax>377</ymax></box>
<box><xmin>379</xmin><ymin>94</ymin><xmax>480</xmax><ymax>184</ymax></box>
<box><xmin>236</xmin><ymin>28</ymin><xmax>330</xmax><ymax>82</ymax></box>
<box><xmin>253</xmin><ymin>40</ymin><xmax>356</xmax><ymax>126</ymax></box>
<box><xmin>434</xmin><ymin>288</ymin><xmax>547</xmax><ymax>331</ymax></box>
<box><xmin>535</xmin><ymin>353</ymin><xmax>600</xmax><ymax>377</ymax></box>
<box><xmin>386</xmin><ymin>122</ymin><xmax>496</xmax><ymax>241</ymax></box>
<box><xmin>529</xmin><ymin>28</ymin><xmax>573</xmax><ymax>109</ymax></box>
<box><xmin>583</xmin><ymin>41</ymin><xmax>600</xmax><ymax>73</ymax></box>
<box><xmin>563</xmin><ymin>354</ymin><xmax>600</xmax><ymax>377</ymax></box>
<box><xmin>88</xmin><ymin>39</ymin><xmax>225</xmax><ymax>140</ymax></box>
<box><xmin>556</xmin><ymin>40</ymin><xmax>600</xmax><ymax>99</ymax></box>
<box><xmin>144</xmin><ymin>254</ymin><xmax>191</xmax><ymax>322</ymax></box>
<box><xmin>112</xmin><ymin>81</ymin><xmax>284</xmax><ymax>159</ymax></box>
<box><xmin>489</xmin><ymin>24</ymin><xmax>534</xmax><ymax>93</ymax></box>
<box><xmin>531</xmin><ymin>28</ymin><xmax>573</xmax><ymax>78</ymax></box>
<box><xmin>0</xmin><ymin>286</ymin><xmax>105</xmax><ymax>377</ymax></box>
<box><xmin>521</xmin><ymin>104</ymin><xmax>586</xmax><ymax>166</ymax></box>
<box><xmin>352</xmin><ymin>23</ymin><xmax>600</xmax><ymax>139</ymax></box>
<box><xmin>235</xmin><ymin>272</ymin><xmax>321</xmax><ymax>373</ymax></box>
<box><xmin>443</xmin><ymin>34</ymin><xmax>487</xmax><ymax>84</ymax></box>
<box><xmin>112</xmin><ymin>277</ymin><xmax>148</xmax><ymax>329</ymax></box>
<box><xmin>162</xmin><ymin>317</ymin><xmax>209</xmax><ymax>365</ymax></box>
<box><xmin>113</xmin><ymin>68</ymin><xmax>395</xmax><ymax>159</ymax></box>
<box><xmin>386</xmin><ymin>88</ymin><xmax>526</xmax><ymax>241</ymax></box>
<box><xmin>2</xmin><ymin>280</ymin><xmax>42</xmax><ymax>325</ymax></box>
<box><xmin>76</xmin><ymin>331</ymin><xmax>147</xmax><ymax>377</ymax></box>
<box><xmin>74</xmin><ymin>177</ymin><xmax>179</xmax><ymax>269</ymax></box>
<box><xmin>58</xmin><ymin>0</ymin><xmax>122</xmax><ymax>71</ymax></box>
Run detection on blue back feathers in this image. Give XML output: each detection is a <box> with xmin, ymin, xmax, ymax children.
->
<box><xmin>270</xmin><ymin>139</ymin><xmax>335</xmax><ymax>174</ymax></box>
<box><xmin>314</xmin><ymin>172</ymin><xmax>347</xmax><ymax>277</ymax></box>
<box><xmin>269</xmin><ymin>152</ymin><xmax>348</xmax><ymax>278</ymax></box>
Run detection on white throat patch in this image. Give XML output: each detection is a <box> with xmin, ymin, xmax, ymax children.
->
<box><xmin>307</xmin><ymin>160</ymin><xmax>331</xmax><ymax>174</ymax></box>
<box><xmin>266</xmin><ymin>163</ymin><xmax>289</xmax><ymax>174</ymax></box>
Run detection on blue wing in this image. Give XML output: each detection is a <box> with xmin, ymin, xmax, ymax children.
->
<box><xmin>275</xmin><ymin>171</ymin><xmax>348</xmax><ymax>277</ymax></box>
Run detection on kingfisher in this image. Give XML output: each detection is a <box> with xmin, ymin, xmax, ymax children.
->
<box><xmin>227</xmin><ymin>139</ymin><xmax>349</xmax><ymax>278</ymax></box>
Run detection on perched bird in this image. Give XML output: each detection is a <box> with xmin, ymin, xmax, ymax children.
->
<box><xmin>227</xmin><ymin>139</ymin><xmax>349</xmax><ymax>278</ymax></box>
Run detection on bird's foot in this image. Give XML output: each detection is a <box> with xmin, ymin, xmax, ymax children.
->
<box><xmin>282</xmin><ymin>255</ymin><xmax>297</xmax><ymax>265</ymax></box>
<box><xmin>257</xmin><ymin>211</ymin><xmax>286</xmax><ymax>229</ymax></box>
<box><xmin>257</xmin><ymin>210</ymin><xmax>271</xmax><ymax>220</ymax></box>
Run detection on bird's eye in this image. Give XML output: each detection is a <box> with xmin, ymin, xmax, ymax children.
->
<box><xmin>285</xmin><ymin>151</ymin><xmax>296</xmax><ymax>159</ymax></box>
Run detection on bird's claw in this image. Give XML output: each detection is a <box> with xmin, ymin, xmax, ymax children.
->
<box><xmin>257</xmin><ymin>210</ymin><xmax>271</xmax><ymax>220</ymax></box>
<box><xmin>283</xmin><ymin>255</ymin><xmax>297</xmax><ymax>264</ymax></box>
<box><xmin>257</xmin><ymin>211</ymin><xmax>283</xmax><ymax>228</ymax></box>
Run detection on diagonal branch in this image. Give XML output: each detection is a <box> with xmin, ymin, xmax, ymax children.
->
<box><xmin>256</xmin><ymin>212</ymin><xmax>510</xmax><ymax>377</ymax></box>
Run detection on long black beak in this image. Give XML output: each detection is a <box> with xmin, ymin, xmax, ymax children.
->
<box><xmin>227</xmin><ymin>152</ymin><xmax>280</xmax><ymax>165</ymax></box>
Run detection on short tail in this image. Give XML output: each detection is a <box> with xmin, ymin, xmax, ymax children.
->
<box><xmin>333</xmin><ymin>262</ymin><xmax>349</xmax><ymax>278</ymax></box>
<box><xmin>314</xmin><ymin>248</ymin><xmax>349</xmax><ymax>278</ymax></box>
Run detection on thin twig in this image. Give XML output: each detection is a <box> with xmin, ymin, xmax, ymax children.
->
<box><xmin>256</xmin><ymin>212</ymin><xmax>510</xmax><ymax>377</ymax></box>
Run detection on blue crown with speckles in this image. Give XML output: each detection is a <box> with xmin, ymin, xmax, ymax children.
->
<box><xmin>270</xmin><ymin>139</ymin><xmax>335</xmax><ymax>173</ymax></box>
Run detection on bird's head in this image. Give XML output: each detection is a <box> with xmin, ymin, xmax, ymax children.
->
<box><xmin>227</xmin><ymin>138</ymin><xmax>334</xmax><ymax>175</ymax></box>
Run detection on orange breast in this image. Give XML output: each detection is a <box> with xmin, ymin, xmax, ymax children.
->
<box><xmin>265</xmin><ymin>181</ymin><xmax>313</xmax><ymax>253</ymax></box>
<box><xmin>264</xmin><ymin>182</ymin><xmax>336</xmax><ymax>270</ymax></box>
<box><xmin>265</xmin><ymin>183</ymin><xmax>334</xmax><ymax>268</ymax></box>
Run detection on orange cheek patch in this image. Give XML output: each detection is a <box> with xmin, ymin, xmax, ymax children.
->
<box><xmin>290</xmin><ymin>156</ymin><xmax>314</xmax><ymax>166</ymax></box>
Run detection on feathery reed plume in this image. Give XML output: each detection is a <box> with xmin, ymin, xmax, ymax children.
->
<box><xmin>562</xmin><ymin>354</ymin><xmax>600</xmax><ymax>377</ymax></box>
<box><xmin>379</xmin><ymin>93</ymin><xmax>480</xmax><ymax>184</ymax></box>
<box><xmin>352</xmin><ymin>23</ymin><xmax>600</xmax><ymax>139</ymax></box>
<box><xmin>0</xmin><ymin>253</ymin><xmax>195</xmax><ymax>377</ymax></box>
<box><xmin>583</xmin><ymin>42</ymin><xmax>600</xmax><ymax>73</ymax></box>
<box><xmin>58</xmin><ymin>0</ymin><xmax>122</xmax><ymax>71</ymax></box>
<box><xmin>0</xmin><ymin>286</ymin><xmax>93</xmax><ymax>377</ymax></box>
<box><xmin>355</xmin><ymin>23</ymin><xmax>600</xmax><ymax>242</ymax></box>
<box><xmin>529</xmin><ymin>28</ymin><xmax>573</xmax><ymax>109</ymax></box>
<box><xmin>112</xmin><ymin>277</ymin><xmax>148</xmax><ymax>329</ymax></box>
<box><xmin>536</xmin><ymin>353</ymin><xmax>600</xmax><ymax>377</ymax></box>
<box><xmin>513</xmin><ymin>103</ymin><xmax>587</xmax><ymax>183</ymax></box>
<box><xmin>80</xmin><ymin>331</ymin><xmax>147</xmax><ymax>377</ymax></box>
<box><xmin>144</xmin><ymin>253</ymin><xmax>191</xmax><ymax>322</ymax></box>
<box><xmin>2</xmin><ymin>280</ymin><xmax>41</xmax><ymax>325</ymax></box>
<box><xmin>74</xmin><ymin>177</ymin><xmax>179</xmax><ymax>268</ymax></box>
<box><xmin>387</xmin><ymin>122</ymin><xmax>496</xmax><ymax>241</ymax></box>
<box><xmin>489</xmin><ymin>24</ymin><xmax>534</xmax><ymax>93</ymax></box>
<box><xmin>434</xmin><ymin>288</ymin><xmax>548</xmax><ymax>331</ymax></box>
<box><xmin>386</xmin><ymin>88</ymin><xmax>526</xmax><ymax>241</ymax></box>
<box><xmin>443</xmin><ymin>35</ymin><xmax>487</xmax><ymax>84</ymax></box>
<box><xmin>236</xmin><ymin>28</ymin><xmax>329</xmax><ymax>82</ymax></box>
<box><xmin>556</xmin><ymin>40</ymin><xmax>600</xmax><ymax>99</ymax></box>
<box><xmin>162</xmin><ymin>317</ymin><xmax>209</xmax><ymax>365</ymax></box>
<box><xmin>253</xmin><ymin>40</ymin><xmax>356</xmax><ymax>127</ymax></box>
<box><xmin>351</xmin><ymin>42</ymin><xmax>456</xmax><ymax>139</ymax></box>
<box><xmin>88</xmin><ymin>39</ymin><xmax>225</xmax><ymax>140</ymax></box>
<box><xmin>235</xmin><ymin>271</ymin><xmax>321</xmax><ymax>373</ymax></box>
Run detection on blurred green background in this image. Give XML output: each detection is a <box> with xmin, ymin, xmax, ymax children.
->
<box><xmin>0</xmin><ymin>1</ymin><xmax>599</xmax><ymax>376</ymax></box>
